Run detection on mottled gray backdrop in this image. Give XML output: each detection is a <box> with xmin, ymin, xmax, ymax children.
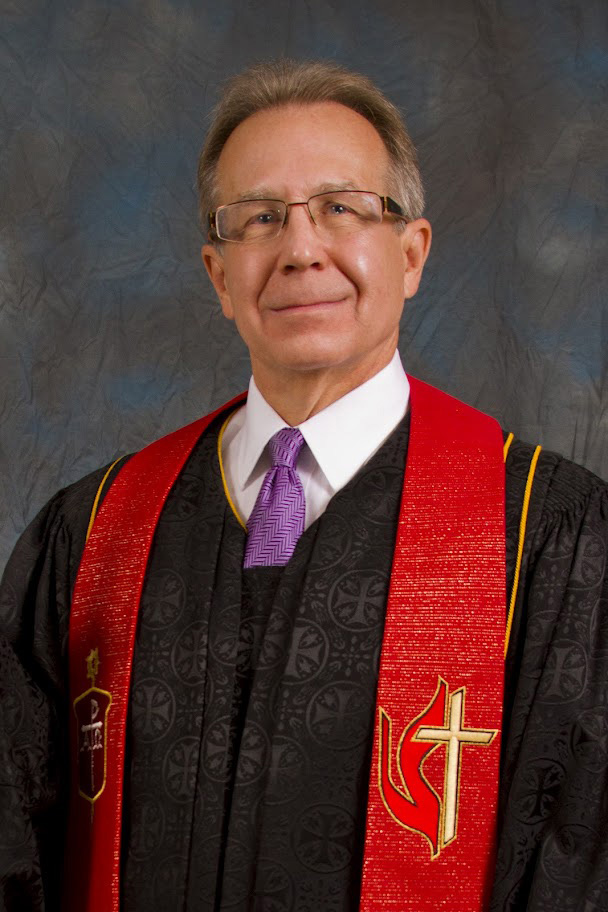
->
<box><xmin>1</xmin><ymin>0</ymin><xmax>606</xmax><ymax>573</ymax></box>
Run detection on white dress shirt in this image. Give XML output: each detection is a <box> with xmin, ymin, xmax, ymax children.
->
<box><xmin>220</xmin><ymin>350</ymin><xmax>410</xmax><ymax>529</ymax></box>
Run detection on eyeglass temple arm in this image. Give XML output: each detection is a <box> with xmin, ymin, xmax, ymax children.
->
<box><xmin>382</xmin><ymin>196</ymin><xmax>406</xmax><ymax>219</ymax></box>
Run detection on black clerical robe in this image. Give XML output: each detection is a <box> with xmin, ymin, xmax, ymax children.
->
<box><xmin>0</xmin><ymin>406</ymin><xmax>607</xmax><ymax>912</ymax></box>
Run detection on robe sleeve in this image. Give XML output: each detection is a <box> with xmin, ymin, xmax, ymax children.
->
<box><xmin>0</xmin><ymin>467</ymin><xmax>111</xmax><ymax>911</ymax></box>
<box><xmin>495</xmin><ymin>445</ymin><xmax>608</xmax><ymax>911</ymax></box>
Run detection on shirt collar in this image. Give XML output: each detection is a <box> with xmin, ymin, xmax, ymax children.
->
<box><xmin>238</xmin><ymin>379</ymin><xmax>293</xmax><ymax>484</ymax></box>
<box><xmin>239</xmin><ymin>350</ymin><xmax>409</xmax><ymax>492</ymax></box>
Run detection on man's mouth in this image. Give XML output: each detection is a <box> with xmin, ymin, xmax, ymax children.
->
<box><xmin>270</xmin><ymin>297</ymin><xmax>346</xmax><ymax>311</ymax></box>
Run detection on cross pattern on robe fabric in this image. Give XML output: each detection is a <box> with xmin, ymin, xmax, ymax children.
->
<box><xmin>414</xmin><ymin>687</ymin><xmax>496</xmax><ymax>846</ymax></box>
<box><xmin>244</xmin><ymin>427</ymin><xmax>306</xmax><ymax>567</ymax></box>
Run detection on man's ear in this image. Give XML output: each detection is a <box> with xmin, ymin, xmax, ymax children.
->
<box><xmin>400</xmin><ymin>218</ymin><xmax>432</xmax><ymax>300</ymax></box>
<box><xmin>201</xmin><ymin>243</ymin><xmax>235</xmax><ymax>320</ymax></box>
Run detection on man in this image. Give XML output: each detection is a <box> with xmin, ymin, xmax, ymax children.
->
<box><xmin>1</xmin><ymin>59</ymin><xmax>607</xmax><ymax>912</ymax></box>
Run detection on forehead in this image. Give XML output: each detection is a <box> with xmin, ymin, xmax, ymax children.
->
<box><xmin>215</xmin><ymin>101</ymin><xmax>391</xmax><ymax>202</ymax></box>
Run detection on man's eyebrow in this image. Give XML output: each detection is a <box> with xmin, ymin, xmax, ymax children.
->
<box><xmin>229</xmin><ymin>181</ymin><xmax>361</xmax><ymax>203</ymax></box>
<box><xmin>231</xmin><ymin>188</ymin><xmax>277</xmax><ymax>202</ymax></box>
<box><xmin>314</xmin><ymin>181</ymin><xmax>360</xmax><ymax>193</ymax></box>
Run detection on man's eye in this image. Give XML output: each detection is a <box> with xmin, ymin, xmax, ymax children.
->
<box><xmin>252</xmin><ymin>211</ymin><xmax>280</xmax><ymax>224</ymax></box>
<box><xmin>323</xmin><ymin>200</ymin><xmax>356</xmax><ymax>217</ymax></box>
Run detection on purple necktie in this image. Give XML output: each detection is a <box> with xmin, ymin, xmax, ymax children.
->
<box><xmin>243</xmin><ymin>427</ymin><xmax>306</xmax><ymax>568</ymax></box>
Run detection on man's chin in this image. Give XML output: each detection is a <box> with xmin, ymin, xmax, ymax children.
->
<box><xmin>253</xmin><ymin>345</ymin><xmax>353</xmax><ymax>377</ymax></box>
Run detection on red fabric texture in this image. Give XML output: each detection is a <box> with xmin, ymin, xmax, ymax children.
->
<box><xmin>360</xmin><ymin>377</ymin><xmax>505</xmax><ymax>910</ymax></box>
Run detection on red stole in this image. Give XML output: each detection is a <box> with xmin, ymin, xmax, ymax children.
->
<box><xmin>64</xmin><ymin>392</ymin><xmax>246</xmax><ymax>911</ymax></box>
<box><xmin>65</xmin><ymin>376</ymin><xmax>505</xmax><ymax>912</ymax></box>
<box><xmin>359</xmin><ymin>377</ymin><xmax>505</xmax><ymax>910</ymax></box>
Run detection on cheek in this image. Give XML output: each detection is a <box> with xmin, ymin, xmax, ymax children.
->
<box><xmin>223</xmin><ymin>253</ymin><xmax>268</xmax><ymax>306</ymax></box>
<box><xmin>337</xmin><ymin>236</ymin><xmax>404</xmax><ymax>299</ymax></box>
<box><xmin>377</xmin><ymin>240</ymin><xmax>408</xmax><ymax>297</ymax></box>
<box><xmin>334</xmin><ymin>236</ymin><xmax>377</xmax><ymax>289</ymax></box>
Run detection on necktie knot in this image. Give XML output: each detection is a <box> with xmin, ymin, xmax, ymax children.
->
<box><xmin>268</xmin><ymin>427</ymin><xmax>305</xmax><ymax>469</ymax></box>
<box><xmin>243</xmin><ymin>426</ymin><xmax>306</xmax><ymax>568</ymax></box>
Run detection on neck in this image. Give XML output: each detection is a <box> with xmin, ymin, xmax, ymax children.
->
<box><xmin>251</xmin><ymin>348</ymin><xmax>397</xmax><ymax>426</ymax></box>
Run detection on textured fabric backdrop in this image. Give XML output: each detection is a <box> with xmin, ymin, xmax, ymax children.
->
<box><xmin>1</xmin><ymin>0</ymin><xmax>606</xmax><ymax>574</ymax></box>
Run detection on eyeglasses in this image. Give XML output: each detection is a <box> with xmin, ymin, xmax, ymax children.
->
<box><xmin>208</xmin><ymin>190</ymin><xmax>407</xmax><ymax>243</ymax></box>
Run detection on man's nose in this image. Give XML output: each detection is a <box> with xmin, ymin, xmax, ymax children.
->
<box><xmin>277</xmin><ymin>202</ymin><xmax>327</xmax><ymax>271</ymax></box>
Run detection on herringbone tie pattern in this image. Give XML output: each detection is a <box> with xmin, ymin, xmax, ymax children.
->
<box><xmin>243</xmin><ymin>427</ymin><xmax>306</xmax><ymax>567</ymax></box>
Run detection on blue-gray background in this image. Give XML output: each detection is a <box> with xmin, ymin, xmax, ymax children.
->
<box><xmin>1</xmin><ymin>0</ymin><xmax>606</xmax><ymax>574</ymax></box>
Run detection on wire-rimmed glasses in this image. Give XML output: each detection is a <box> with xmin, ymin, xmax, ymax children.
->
<box><xmin>208</xmin><ymin>190</ymin><xmax>407</xmax><ymax>243</ymax></box>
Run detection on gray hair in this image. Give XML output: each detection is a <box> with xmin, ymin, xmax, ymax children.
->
<box><xmin>197</xmin><ymin>59</ymin><xmax>424</xmax><ymax>233</ymax></box>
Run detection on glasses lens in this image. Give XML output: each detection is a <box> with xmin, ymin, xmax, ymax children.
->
<box><xmin>216</xmin><ymin>200</ymin><xmax>286</xmax><ymax>242</ymax></box>
<box><xmin>309</xmin><ymin>191</ymin><xmax>382</xmax><ymax>231</ymax></box>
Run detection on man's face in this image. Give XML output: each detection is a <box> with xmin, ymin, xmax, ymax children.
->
<box><xmin>203</xmin><ymin>102</ymin><xmax>430</xmax><ymax>384</ymax></box>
